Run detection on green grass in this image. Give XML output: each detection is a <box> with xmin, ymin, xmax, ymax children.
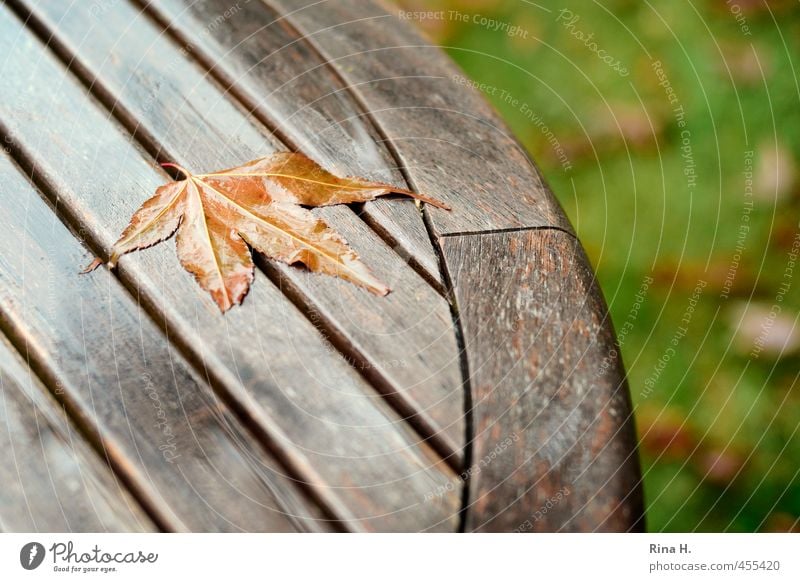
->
<box><xmin>398</xmin><ymin>0</ymin><xmax>800</xmax><ymax>531</ymax></box>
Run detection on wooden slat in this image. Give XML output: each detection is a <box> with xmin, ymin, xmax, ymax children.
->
<box><xmin>265</xmin><ymin>0</ymin><xmax>573</xmax><ymax>236</ymax></box>
<box><xmin>16</xmin><ymin>0</ymin><xmax>465</xmax><ymax>464</ymax></box>
<box><xmin>0</xmin><ymin>152</ymin><xmax>318</xmax><ymax>532</ymax></box>
<box><xmin>441</xmin><ymin>230</ymin><xmax>643</xmax><ymax>532</ymax></box>
<box><xmin>0</xmin><ymin>333</ymin><xmax>154</xmax><ymax>532</ymax></box>
<box><xmin>143</xmin><ymin>0</ymin><xmax>445</xmax><ymax>290</ymax></box>
<box><xmin>1</xmin><ymin>4</ymin><xmax>460</xmax><ymax>531</ymax></box>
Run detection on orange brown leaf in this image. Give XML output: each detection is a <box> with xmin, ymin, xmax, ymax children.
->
<box><xmin>84</xmin><ymin>153</ymin><xmax>449</xmax><ymax>312</ymax></box>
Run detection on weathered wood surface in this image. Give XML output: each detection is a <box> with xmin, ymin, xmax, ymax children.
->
<box><xmin>266</xmin><ymin>0</ymin><xmax>573</xmax><ymax>236</ymax></box>
<box><xmin>1</xmin><ymin>2</ymin><xmax>461</xmax><ymax>532</ymax></box>
<box><xmin>265</xmin><ymin>0</ymin><xmax>643</xmax><ymax>531</ymax></box>
<box><xmin>0</xmin><ymin>0</ymin><xmax>643</xmax><ymax>532</ymax></box>
<box><xmin>16</xmin><ymin>0</ymin><xmax>466</xmax><ymax>466</ymax></box>
<box><xmin>0</xmin><ymin>151</ymin><xmax>323</xmax><ymax>532</ymax></box>
<box><xmin>442</xmin><ymin>230</ymin><xmax>643</xmax><ymax>531</ymax></box>
<box><xmin>0</xmin><ymin>334</ymin><xmax>154</xmax><ymax>532</ymax></box>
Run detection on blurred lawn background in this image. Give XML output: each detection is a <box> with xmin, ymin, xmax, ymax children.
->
<box><xmin>395</xmin><ymin>0</ymin><xmax>800</xmax><ymax>532</ymax></box>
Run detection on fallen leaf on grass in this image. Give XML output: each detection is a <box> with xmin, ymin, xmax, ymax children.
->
<box><xmin>84</xmin><ymin>153</ymin><xmax>450</xmax><ymax>311</ymax></box>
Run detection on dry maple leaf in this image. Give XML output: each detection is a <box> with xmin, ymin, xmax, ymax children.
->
<box><xmin>85</xmin><ymin>153</ymin><xmax>450</xmax><ymax>312</ymax></box>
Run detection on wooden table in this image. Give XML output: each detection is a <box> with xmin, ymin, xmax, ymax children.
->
<box><xmin>0</xmin><ymin>0</ymin><xmax>643</xmax><ymax>532</ymax></box>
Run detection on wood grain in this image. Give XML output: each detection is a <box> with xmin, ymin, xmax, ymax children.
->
<box><xmin>1</xmin><ymin>4</ymin><xmax>461</xmax><ymax>532</ymax></box>
<box><xmin>265</xmin><ymin>0</ymin><xmax>573</xmax><ymax>236</ymax></box>
<box><xmin>0</xmin><ymin>0</ymin><xmax>646</xmax><ymax>533</ymax></box>
<box><xmin>141</xmin><ymin>0</ymin><xmax>445</xmax><ymax>289</ymax></box>
<box><xmin>441</xmin><ymin>229</ymin><xmax>643</xmax><ymax>531</ymax></box>
<box><xmin>0</xmin><ymin>333</ymin><xmax>155</xmax><ymax>532</ymax></box>
<box><xmin>0</xmin><ymin>152</ymin><xmax>319</xmax><ymax>532</ymax></box>
<box><xmin>15</xmin><ymin>0</ymin><xmax>466</xmax><ymax>464</ymax></box>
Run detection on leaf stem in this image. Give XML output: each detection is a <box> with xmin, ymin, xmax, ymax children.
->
<box><xmin>388</xmin><ymin>187</ymin><xmax>452</xmax><ymax>211</ymax></box>
<box><xmin>161</xmin><ymin>162</ymin><xmax>192</xmax><ymax>180</ymax></box>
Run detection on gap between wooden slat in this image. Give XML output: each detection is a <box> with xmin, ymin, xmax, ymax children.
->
<box><xmin>419</xmin><ymin>212</ymin><xmax>474</xmax><ymax>533</ymax></box>
<box><xmin>439</xmin><ymin>225</ymin><xmax>579</xmax><ymax>239</ymax></box>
